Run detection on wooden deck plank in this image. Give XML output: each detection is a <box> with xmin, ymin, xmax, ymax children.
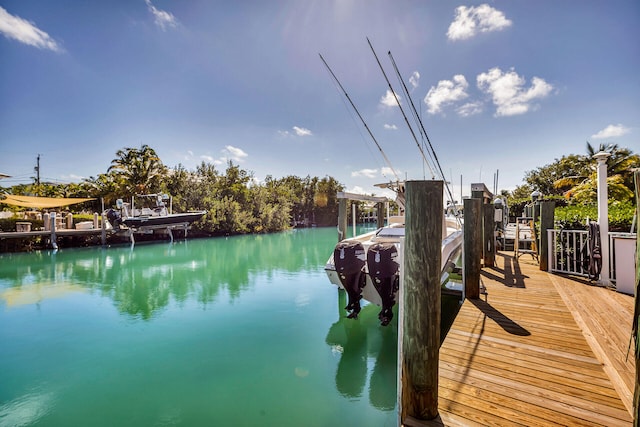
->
<box><xmin>405</xmin><ymin>251</ymin><xmax>635</xmax><ymax>426</ymax></box>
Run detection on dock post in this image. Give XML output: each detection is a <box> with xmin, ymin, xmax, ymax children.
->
<box><xmin>400</xmin><ymin>180</ymin><xmax>443</xmax><ymax>421</ymax></box>
<box><xmin>538</xmin><ymin>201</ymin><xmax>555</xmax><ymax>271</ymax></box>
<box><xmin>338</xmin><ymin>198</ymin><xmax>347</xmax><ymax>241</ymax></box>
<box><xmin>483</xmin><ymin>203</ymin><xmax>495</xmax><ymax>268</ymax></box>
<box><xmin>100</xmin><ymin>198</ymin><xmax>106</xmax><ymax>246</ymax></box>
<box><xmin>464</xmin><ymin>198</ymin><xmax>482</xmax><ymax>299</ymax></box>
<box><xmin>50</xmin><ymin>213</ymin><xmax>58</xmax><ymax>250</ymax></box>
<box><xmin>376</xmin><ymin>202</ymin><xmax>385</xmax><ymax>228</ymax></box>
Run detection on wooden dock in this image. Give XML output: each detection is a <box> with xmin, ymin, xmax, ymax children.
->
<box><xmin>407</xmin><ymin>251</ymin><xmax>635</xmax><ymax>426</ymax></box>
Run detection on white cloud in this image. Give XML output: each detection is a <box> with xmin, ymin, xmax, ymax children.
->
<box><xmin>591</xmin><ymin>124</ymin><xmax>630</xmax><ymax>139</ymax></box>
<box><xmin>200</xmin><ymin>155</ymin><xmax>214</xmax><ymax>162</ymax></box>
<box><xmin>477</xmin><ymin>67</ymin><xmax>553</xmax><ymax>117</ymax></box>
<box><xmin>0</xmin><ymin>6</ymin><xmax>62</xmax><ymax>52</ymax></box>
<box><xmin>347</xmin><ymin>186</ymin><xmax>367</xmax><ymax>195</ymax></box>
<box><xmin>380</xmin><ymin>89</ymin><xmax>400</xmax><ymax>107</ymax></box>
<box><xmin>447</xmin><ymin>4</ymin><xmax>512</xmax><ymax>41</ymax></box>
<box><xmin>223</xmin><ymin>145</ymin><xmax>248</xmax><ymax>162</ymax></box>
<box><xmin>409</xmin><ymin>71</ymin><xmax>420</xmax><ymax>90</ymax></box>
<box><xmin>457</xmin><ymin>102</ymin><xmax>483</xmax><ymax>117</ymax></box>
<box><xmin>384</xmin><ymin>124</ymin><xmax>398</xmax><ymax>130</ymax></box>
<box><xmin>293</xmin><ymin>126</ymin><xmax>312</xmax><ymax>136</ymax></box>
<box><xmin>380</xmin><ymin>167</ymin><xmax>397</xmax><ymax>177</ymax></box>
<box><xmin>424</xmin><ymin>75</ymin><xmax>469</xmax><ymax>114</ymax></box>
<box><xmin>351</xmin><ymin>168</ymin><xmax>378</xmax><ymax>178</ymax></box>
<box><xmin>145</xmin><ymin>0</ymin><xmax>178</xmax><ymax>31</ymax></box>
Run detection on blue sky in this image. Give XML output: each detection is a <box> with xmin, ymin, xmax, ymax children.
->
<box><xmin>1</xmin><ymin>0</ymin><xmax>638</xmax><ymax>201</ymax></box>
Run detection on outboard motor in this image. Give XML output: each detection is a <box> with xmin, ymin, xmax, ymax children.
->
<box><xmin>106</xmin><ymin>208</ymin><xmax>122</xmax><ymax>230</ymax></box>
<box><xmin>367</xmin><ymin>243</ymin><xmax>399</xmax><ymax>326</ymax></box>
<box><xmin>333</xmin><ymin>241</ymin><xmax>366</xmax><ymax>319</ymax></box>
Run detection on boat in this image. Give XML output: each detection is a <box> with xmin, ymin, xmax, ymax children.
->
<box><xmin>321</xmin><ymin>44</ymin><xmax>464</xmax><ymax>326</ymax></box>
<box><xmin>325</xmin><ymin>183</ymin><xmax>463</xmax><ymax>326</ymax></box>
<box><xmin>105</xmin><ymin>194</ymin><xmax>206</xmax><ymax>236</ymax></box>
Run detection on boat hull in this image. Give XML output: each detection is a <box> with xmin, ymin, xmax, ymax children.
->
<box><xmin>122</xmin><ymin>211</ymin><xmax>206</xmax><ymax>230</ymax></box>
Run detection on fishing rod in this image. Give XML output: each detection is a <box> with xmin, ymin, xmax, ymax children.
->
<box><xmin>318</xmin><ymin>53</ymin><xmax>401</xmax><ymax>183</ymax></box>
<box><xmin>366</xmin><ymin>38</ymin><xmax>435</xmax><ymax>180</ymax></box>
<box><xmin>387</xmin><ymin>50</ymin><xmax>460</xmax><ymax>217</ymax></box>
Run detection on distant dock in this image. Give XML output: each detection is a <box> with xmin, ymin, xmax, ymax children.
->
<box><xmin>0</xmin><ymin>227</ymin><xmax>114</xmax><ymax>251</ymax></box>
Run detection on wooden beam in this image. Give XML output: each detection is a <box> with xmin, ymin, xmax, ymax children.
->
<box><xmin>401</xmin><ymin>180</ymin><xmax>443</xmax><ymax>421</ymax></box>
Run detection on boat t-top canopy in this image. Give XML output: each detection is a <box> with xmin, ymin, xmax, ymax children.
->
<box><xmin>0</xmin><ymin>194</ymin><xmax>95</xmax><ymax>209</ymax></box>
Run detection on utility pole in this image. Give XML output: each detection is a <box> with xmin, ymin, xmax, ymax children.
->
<box><xmin>35</xmin><ymin>154</ymin><xmax>41</xmax><ymax>196</ymax></box>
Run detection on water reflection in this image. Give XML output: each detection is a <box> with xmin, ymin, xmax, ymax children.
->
<box><xmin>325</xmin><ymin>290</ymin><xmax>397</xmax><ymax>411</ymax></box>
<box><xmin>0</xmin><ymin>228</ymin><xmax>335</xmax><ymax>320</ymax></box>
<box><xmin>0</xmin><ymin>384</ymin><xmax>55</xmax><ymax>427</ymax></box>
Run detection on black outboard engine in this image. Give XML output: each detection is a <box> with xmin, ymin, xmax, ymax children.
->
<box><xmin>367</xmin><ymin>243</ymin><xmax>399</xmax><ymax>326</ymax></box>
<box><xmin>106</xmin><ymin>208</ymin><xmax>122</xmax><ymax>230</ymax></box>
<box><xmin>334</xmin><ymin>241</ymin><xmax>366</xmax><ymax>319</ymax></box>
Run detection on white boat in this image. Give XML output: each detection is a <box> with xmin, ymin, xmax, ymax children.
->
<box><xmin>325</xmin><ymin>186</ymin><xmax>463</xmax><ymax>326</ymax></box>
<box><xmin>105</xmin><ymin>194</ymin><xmax>206</xmax><ymax>239</ymax></box>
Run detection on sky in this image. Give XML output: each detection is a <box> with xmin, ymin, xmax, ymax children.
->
<box><xmin>1</xmin><ymin>0</ymin><xmax>639</xmax><ymax>201</ymax></box>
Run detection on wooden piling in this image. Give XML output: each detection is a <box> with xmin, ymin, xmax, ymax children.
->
<box><xmin>338</xmin><ymin>198</ymin><xmax>347</xmax><ymax>241</ymax></box>
<box><xmin>376</xmin><ymin>202</ymin><xmax>385</xmax><ymax>229</ymax></box>
<box><xmin>400</xmin><ymin>180</ymin><xmax>443</xmax><ymax>421</ymax></box>
<box><xmin>50</xmin><ymin>213</ymin><xmax>58</xmax><ymax>250</ymax></box>
<box><xmin>538</xmin><ymin>200</ymin><xmax>555</xmax><ymax>271</ymax></box>
<box><xmin>463</xmin><ymin>198</ymin><xmax>482</xmax><ymax>299</ymax></box>
<box><xmin>483</xmin><ymin>203</ymin><xmax>495</xmax><ymax>268</ymax></box>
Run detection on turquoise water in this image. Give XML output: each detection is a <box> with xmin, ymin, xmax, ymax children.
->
<box><xmin>0</xmin><ymin>226</ymin><xmax>398</xmax><ymax>427</ymax></box>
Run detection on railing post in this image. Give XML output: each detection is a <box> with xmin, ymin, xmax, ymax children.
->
<box><xmin>594</xmin><ymin>151</ymin><xmax>611</xmax><ymax>285</ymax></box>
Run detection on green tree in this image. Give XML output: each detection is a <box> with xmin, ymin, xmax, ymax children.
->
<box><xmin>555</xmin><ymin>143</ymin><xmax>638</xmax><ymax>204</ymax></box>
<box><xmin>108</xmin><ymin>144</ymin><xmax>166</xmax><ymax>196</ymax></box>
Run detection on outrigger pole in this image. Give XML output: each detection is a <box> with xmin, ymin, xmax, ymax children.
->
<box><xmin>366</xmin><ymin>38</ymin><xmax>436</xmax><ymax>180</ymax></box>
<box><xmin>319</xmin><ymin>53</ymin><xmax>401</xmax><ymax>184</ymax></box>
<box><xmin>387</xmin><ymin>50</ymin><xmax>461</xmax><ymax>218</ymax></box>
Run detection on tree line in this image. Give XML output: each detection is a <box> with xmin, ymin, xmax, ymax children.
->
<box><xmin>507</xmin><ymin>142</ymin><xmax>638</xmax><ymax>230</ymax></box>
<box><xmin>3</xmin><ymin>142</ymin><xmax>637</xmax><ymax>233</ymax></box>
<box><xmin>2</xmin><ymin>145</ymin><xmax>345</xmax><ymax>236</ymax></box>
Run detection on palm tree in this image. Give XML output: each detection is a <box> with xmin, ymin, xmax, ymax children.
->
<box><xmin>555</xmin><ymin>142</ymin><xmax>638</xmax><ymax>204</ymax></box>
<box><xmin>108</xmin><ymin>145</ymin><xmax>166</xmax><ymax>196</ymax></box>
